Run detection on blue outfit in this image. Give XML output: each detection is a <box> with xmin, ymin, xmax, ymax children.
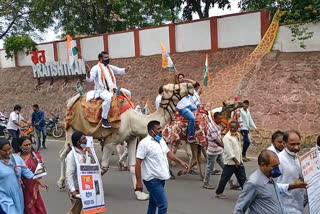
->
<box><xmin>143</xmin><ymin>179</ymin><xmax>168</xmax><ymax>214</ymax></box>
<box><xmin>178</xmin><ymin>104</ymin><xmax>197</xmax><ymax>137</ymax></box>
<box><xmin>32</xmin><ymin>110</ymin><xmax>46</xmax><ymax>149</ymax></box>
<box><xmin>0</xmin><ymin>154</ymin><xmax>34</xmax><ymax>214</ymax></box>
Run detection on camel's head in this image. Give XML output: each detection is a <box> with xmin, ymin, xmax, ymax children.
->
<box><xmin>222</xmin><ymin>100</ymin><xmax>244</xmax><ymax>113</ymax></box>
<box><xmin>162</xmin><ymin>82</ymin><xmax>194</xmax><ymax>104</ymax></box>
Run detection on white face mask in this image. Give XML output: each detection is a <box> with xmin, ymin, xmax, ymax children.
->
<box><xmin>285</xmin><ymin>148</ymin><xmax>297</xmax><ymax>156</ymax></box>
<box><xmin>80</xmin><ymin>144</ymin><xmax>87</xmax><ymax>149</ymax></box>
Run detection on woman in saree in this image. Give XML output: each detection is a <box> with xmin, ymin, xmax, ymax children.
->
<box><xmin>18</xmin><ymin>136</ymin><xmax>48</xmax><ymax>214</ymax></box>
<box><xmin>0</xmin><ymin>138</ymin><xmax>47</xmax><ymax>214</ymax></box>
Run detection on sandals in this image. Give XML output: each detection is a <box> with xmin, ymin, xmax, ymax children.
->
<box><xmin>216</xmin><ymin>194</ymin><xmax>228</xmax><ymax>199</ymax></box>
<box><xmin>202</xmin><ymin>185</ymin><xmax>215</xmax><ymax>189</ymax></box>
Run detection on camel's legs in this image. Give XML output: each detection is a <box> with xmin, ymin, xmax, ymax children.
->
<box><xmin>196</xmin><ymin>145</ymin><xmax>204</xmax><ymax>179</ymax></box>
<box><xmin>101</xmin><ymin>142</ymin><xmax>114</xmax><ymax>175</ymax></box>
<box><xmin>57</xmin><ymin>128</ymin><xmax>73</xmax><ymax>189</ymax></box>
<box><xmin>177</xmin><ymin>143</ymin><xmax>198</xmax><ymax>176</ymax></box>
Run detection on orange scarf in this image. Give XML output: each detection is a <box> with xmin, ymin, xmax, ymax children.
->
<box><xmin>98</xmin><ymin>63</ymin><xmax>116</xmax><ymax>91</ymax></box>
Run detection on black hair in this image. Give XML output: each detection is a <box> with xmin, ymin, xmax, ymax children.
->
<box><xmin>158</xmin><ymin>86</ymin><xmax>164</xmax><ymax>94</ymax></box>
<box><xmin>213</xmin><ymin>112</ymin><xmax>222</xmax><ymax>118</ymax></box>
<box><xmin>229</xmin><ymin>120</ymin><xmax>239</xmax><ymax>126</ymax></box>
<box><xmin>14</xmin><ymin>105</ymin><xmax>22</xmax><ymax>111</ymax></box>
<box><xmin>258</xmin><ymin>150</ymin><xmax>277</xmax><ymax>166</ymax></box>
<box><xmin>317</xmin><ymin>135</ymin><xmax>320</xmax><ymax>146</ymax></box>
<box><xmin>177</xmin><ymin>73</ymin><xmax>185</xmax><ymax>78</ymax></box>
<box><xmin>271</xmin><ymin>130</ymin><xmax>284</xmax><ymax>142</ymax></box>
<box><xmin>283</xmin><ymin>130</ymin><xmax>301</xmax><ymax>142</ymax></box>
<box><xmin>18</xmin><ymin>136</ymin><xmax>34</xmax><ymax>152</ymax></box>
<box><xmin>0</xmin><ymin>138</ymin><xmax>10</xmax><ymax>150</ymax></box>
<box><xmin>71</xmin><ymin>131</ymin><xmax>85</xmax><ymax>147</ymax></box>
<box><xmin>243</xmin><ymin>100</ymin><xmax>249</xmax><ymax>104</ymax></box>
<box><xmin>193</xmin><ymin>82</ymin><xmax>200</xmax><ymax>89</ymax></box>
<box><xmin>98</xmin><ymin>51</ymin><xmax>108</xmax><ymax>60</ymax></box>
<box><xmin>147</xmin><ymin>120</ymin><xmax>161</xmax><ymax>132</ymax></box>
<box><xmin>32</xmin><ymin>104</ymin><xmax>39</xmax><ymax>109</ymax></box>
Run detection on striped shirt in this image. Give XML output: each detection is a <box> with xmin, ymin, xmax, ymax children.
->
<box><xmin>206</xmin><ymin>120</ymin><xmax>223</xmax><ymax>155</ymax></box>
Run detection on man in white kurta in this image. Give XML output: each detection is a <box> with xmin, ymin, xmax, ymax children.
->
<box><xmin>276</xmin><ymin>131</ymin><xmax>306</xmax><ymax>214</ymax></box>
<box><xmin>86</xmin><ymin>51</ymin><xmax>130</xmax><ymax>128</ymax></box>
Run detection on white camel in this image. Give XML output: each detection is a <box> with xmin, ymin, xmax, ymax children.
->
<box><xmin>57</xmin><ymin>82</ymin><xmax>194</xmax><ymax>200</ymax></box>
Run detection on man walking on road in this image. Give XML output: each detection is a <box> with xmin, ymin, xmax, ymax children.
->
<box><xmin>32</xmin><ymin>104</ymin><xmax>47</xmax><ymax>150</ymax></box>
<box><xmin>267</xmin><ymin>130</ymin><xmax>285</xmax><ymax>155</ymax></box>
<box><xmin>7</xmin><ymin>105</ymin><xmax>29</xmax><ymax>153</ymax></box>
<box><xmin>234</xmin><ymin>150</ymin><xmax>307</xmax><ymax>214</ymax></box>
<box><xmin>135</xmin><ymin>120</ymin><xmax>189</xmax><ymax>214</ymax></box>
<box><xmin>239</xmin><ymin>100</ymin><xmax>258</xmax><ymax>162</ymax></box>
<box><xmin>216</xmin><ymin>120</ymin><xmax>247</xmax><ymax>199</ymax></box>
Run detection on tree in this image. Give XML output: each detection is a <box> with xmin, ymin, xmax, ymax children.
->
<box><xmin>4</xmin><ymin>35</ymin><xmax>36</xmax><ymax>59</ymax></box>
<box><xmin>0</xmin><ymin>0</ymin><xmax>58</xmax><ymax>40</ymax></box>
<box><xmin>55</xmin><ymin>0</ymin><xmax>180</xmax><ymax>36</ymax></box>
<box><xmin>179</xmin><ymin>0</ymin><xmax>231</xmax><ymax>20</ymax></box>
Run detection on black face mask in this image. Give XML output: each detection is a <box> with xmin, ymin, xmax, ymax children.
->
<box><xmin>103</xmin><ymin>58</ymin><xmax>110</xmax><ymax>66</ymax></box>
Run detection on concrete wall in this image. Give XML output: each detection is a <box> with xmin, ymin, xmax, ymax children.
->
<box><xmin>139</xmin><ymin>27</ymin><xmax>170</xmax><ymax>56</ymax></box>
<box><xmin>273</xmin><ymin>23</ymin><xmax>320</xmax><ymax>52</ymax></box>
<box><xmin>0</xmin><ymin>10</ymin><xmax>285</xmax><ymax>68</ymax></box>
<box><xmin>80</xmin><ymin>36</ymin><xmax>104</xmax><ymax>61</ymax></box>
<box><xmin>108</xmin><ymin>32</ymin><xmax>135</xmax><ymax>58</ymax></box>
<box><xmin>0</xmin><ymin>50</ymin><xmax>15</xmax><ymax>68</ymax></box>
<box><xmin>218</xmin><ymin>12</ymin><xmax>261</xmax><ymax>48</ymax></box>
<box><xmin>176</xmin><ymin>20</ymin><xmax>211</xmax><ymax>52</ymax></box>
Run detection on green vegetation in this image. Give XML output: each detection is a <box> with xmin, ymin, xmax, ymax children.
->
<box><xmin>4</xmin><ymin>35</ymin><xmax>37</xmax><ymax>59</ymax></box>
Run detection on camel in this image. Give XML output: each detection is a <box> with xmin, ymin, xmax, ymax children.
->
<box><xmin>165</xmin><ymin>100</ymin><xmax>243</xmax><ymax>179</ymax></box>
<box><xmin>57</xmin><ymin>82</ymin><xmax>194</xmax><ymax>200</ymax></box>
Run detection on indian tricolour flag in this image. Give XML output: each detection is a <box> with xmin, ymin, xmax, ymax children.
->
<box><xmin>67</xmin><ymin>34</ymin><xmax>78</xmax><ymax>67</ymax></box>
<box><xmin>160</xmin><ymin>43</ymin><xmax>175</xmax><ymax>71</ymax></box>
<box><xmin>204</xmin><ymin>54</ymin><xmax>210</xmax><ymax>86</ymax></box>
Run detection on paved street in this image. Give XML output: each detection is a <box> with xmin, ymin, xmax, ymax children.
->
<box><xmin>39</xmin><ymin>140</ymin><xmax>307</xmax><ymax>214</ymax></box>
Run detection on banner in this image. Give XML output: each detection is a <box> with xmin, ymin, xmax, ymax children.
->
<box><xmin>72</xmin><ymin>136</ymin><xmax>106</xmax><ymax>214</ymax></box>
<box><xmin>300</xmin><ymin>147</ymin><xmax>320</xmax><ymax>214</ymax></box>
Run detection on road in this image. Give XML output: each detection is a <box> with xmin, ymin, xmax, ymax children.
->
<box><xmin>39</xmin><ymin>140</ymin><xmax>307</xmax><ymax>214</ymax></box>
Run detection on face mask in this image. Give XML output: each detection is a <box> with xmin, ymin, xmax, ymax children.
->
<box><xmin>269</xmin><ymin>165</ymin><xmax>282</xmax><ymax>178</ymax></box>
<box><xmin>80</xmin><ymin>144</ymin><xmax>87</xmax><ymax>149</ymax></box>
<box><xmin>285</xmin><ymin>148</ymin><xmax>297</xmax><ymax>156</ymax></box>
<box><xmin>21</xmin><ymin>148</ymin><xmax>32</xmax><ymax>153</ymax></box>
<box><xmin>152</xmin><ymin>131</ymin><xmax>162</xmax><ymax>143</ymax></box>
<box><xmin>103</xmin><ymin>58</ymin><xmax>110</xmax><ymax>66</ymax></box>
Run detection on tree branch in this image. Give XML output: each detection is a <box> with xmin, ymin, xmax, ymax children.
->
<box><xmin>0</xmin><ymin>15</ymin><xmax>20</xmax><ymax>40</ymax></box>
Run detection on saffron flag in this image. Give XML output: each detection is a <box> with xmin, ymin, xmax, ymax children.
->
<box><xmin>204</xmin><ymin>54</ymin><xmax>210</xmax><ymax>86</ymax></box>
<box><xmin>160</xmin><ymin>43</ymin><xmax>175</xmax><ymax>71</ymax></box>
<box><xmin>146</xmin><ymin>99</ymin><xmax>154</xmax><ymax>114</ymax></box>
<box><xmin>67</xmin><ymin>34</ymin><xmax>79</xmax><ymax>67</ymax></box>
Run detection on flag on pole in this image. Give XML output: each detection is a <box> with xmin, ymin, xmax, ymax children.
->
<box><xmin>204</xmin><ymin>54</ymin><xmax>210</xmax><ymax>86</ymax></box>
<box><xmin>146</xmin><ymin>99</ymin><xmax>154</xmax><ymax>114</ymax></box>
<box><xmin>67</xmin><ymin>34</ymin><xmax>79</xmax><ymax>67</ymax></box>
<box><xmin>160</xmin><ymin>43</ymin><xmax>175</xmax><ymax>71</ymax></box>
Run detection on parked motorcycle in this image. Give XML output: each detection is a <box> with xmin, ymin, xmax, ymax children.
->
<box><xmin>0</xmin><ymin>116</ymin><xmax>10</xmax><ymax>140</ymax></box>
<box><xmin>45</xmin><ymin>114</ymin><xmax>65</xmax><ymax>138</ymax></box>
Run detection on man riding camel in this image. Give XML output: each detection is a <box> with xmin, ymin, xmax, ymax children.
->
<box><xmin>86</xmin><ymin>51</ymin><xmax>131</xmax><ymax>128</ymax></box>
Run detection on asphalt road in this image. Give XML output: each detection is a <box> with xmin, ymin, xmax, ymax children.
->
<box><xmin>38</xmin><ymin>140</ymin><xmax>308</xmax><ymax>214</ymax></box>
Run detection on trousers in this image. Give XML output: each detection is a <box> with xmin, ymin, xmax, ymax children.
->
<box><xmin>240</xmin><ymin>130</ymin><xmax>250</xmax><ymax>156</ymax></box>
<box><xmin>67</xmin><ymin>191</ymin><xmax>82</xmax><ymax>214</ymax></box>
<box><xmin>8</xmin><ymin>129</ymin><xmax>20</xmax><ymax>153</ymax></box>
<box><xmin>178</xmin><ymin>104</ymin><xmax>197</xmax><ymax>137</ymax></box>
<box><xmin>216</xmin><ymin>165</ymin><xmax>247</xmax><ymax>195</ymax></box>
<box><xmin>35</xmin><ymin>126</ymin><xmax>46</xmax><ymax>149</ymax></box>
<box><xmin>144</xmin><ymin>179</ymin><xmax>168</xmax><ymax>214</ymax></box>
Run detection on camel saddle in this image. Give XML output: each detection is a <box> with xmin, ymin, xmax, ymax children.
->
<box><xmin>81</xmin><ymin>92</ymin><xmax>134</xmax><ymax>124</ymax></box>
<box><xmin>174</xmin><ymin>106</ymin><xmax>207</xmax><ymax>121</ymax></box>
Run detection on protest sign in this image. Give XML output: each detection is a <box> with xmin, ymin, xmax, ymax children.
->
<box><xmin>301</xmin><ymin>148</ymin><xmax>320</xmax><ymax>214</ymax></box>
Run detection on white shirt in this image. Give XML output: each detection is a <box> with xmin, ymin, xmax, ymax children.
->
<box><xmin>87</xmin><ymin>64</ymin><xmax>125</xmax><ymax>92</ymax></box>
<box><xmin>177</xmin><ymin>95</ymin><xmax>193</xmax><ymax>110</ymax></box>
<box><xmin>155</xmin><ymin>94</ymin><xmax>162</xmax><ymax>109</ymax></box>
<box><xmin>277</xmin><ymin>149</ymin><xmax>305</xmax><ymax>213</ymax></box>
<box><xmin>267</xmin><ymin>144</ymin><xmax>281</xmax><ymax>155</ymax></box>
<box><xmin>65</xmin><ymin>147</ymin><xmax>95</xmax><ymax>192</ymax></box>
<box><xmin>223</xmin><ymin>131</ymin><xmax>243</xmax><ymax>165</ymax></box>
<box><xmin>136</xmin><ymin>135</ymin><xmax>170</xmax><ymax>181</ymax></box>
<box><xmin>191</xmin><ymin>90</ymin><xmax>201</xmax><ymax>106</ymax></box>
<box><xmin>240</xmin><ymin>108</ymin><xmax>257</xmax><ymax>131</ymax></box>
<box><xmin>7</xmin><ymin>111</ymin><xmax>24</xmax><ymax>130</ymax></box>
